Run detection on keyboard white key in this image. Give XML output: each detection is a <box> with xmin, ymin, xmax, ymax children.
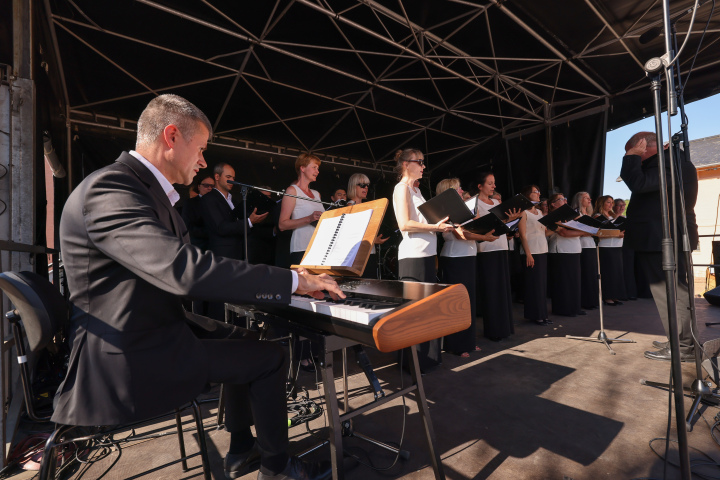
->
<box><xmin>290</xmin><ymin>295</ymin><xmax>395</xmax><ymax>325</ymax></box>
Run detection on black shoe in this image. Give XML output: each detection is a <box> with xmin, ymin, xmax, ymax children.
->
<box><xmin>602</xmin><ymin>300</ymin><xmax>617</xmax><ymax>306</ymax></box>
<box><xmin>577</xmin><ymin>310</ymin><xmax>587</xmax><ymax>316</ymax></box>
<box><xmin>652</xmin><ymin>340</ymin><xmax>668</xmax><ymax>349</ymax></box>
<box><xmin>534</xmin><ymin>319</ymin><xmax>548</xmax><ymax>325</ymax></box>
<box><xmin>644</xmin><ymin>347</ymin><xmax>695</xmax><ymax>363</ymax></box>
<box><xmin>224</xmin><ymin>442</ymin><xmax>261</xmax><ymax>479</ymax></box>
<box><xmin>545</xmin><ymin>318</ymin><xmax>553</xmax><ymax>324</ymax></box>
<box><xmin>257</xmin><ymin>456</ymin><xmax>332</xmax><ymax>480</ymax></box>
<box><xmin>614</xmin><ymin>300</ymin><xmax>624</xmax><ymax>305</ymax></box>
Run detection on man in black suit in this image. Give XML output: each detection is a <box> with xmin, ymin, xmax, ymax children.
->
<box><xmin>620</xmin><ymin>131</ymin><xmax>698</xmax><ymax>362</ymax></box>
<box><xmin>203</xmin><ymin>163</ymin><xmax>269</xmax><ymax>260</ymax></box>
<box><xmin>54</xmin><ymin>94</ymin><xmax>339</xmax><ymax>480</ymax></box>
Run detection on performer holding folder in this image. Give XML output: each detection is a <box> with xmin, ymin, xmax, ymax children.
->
<box><xmin>474</xmin><ymin>172</ymin><xmax>523</xmax><ymax>341</ymax></box>
<box><xmin>593</xmin><ymin>195</ymin><xmax>626</xmax><ymax>306</ymax></box>
<box><xmin>571</xmin><ymin>192</ymin><xmax>599</xmax><ymax>310</ymax></box>
<box><xmin>392</xmin><ymin>149</ymin><xmax>453</xmax><ymax>372</ymax></box>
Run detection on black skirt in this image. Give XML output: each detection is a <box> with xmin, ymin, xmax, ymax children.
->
<box><xmin>398</xmin><ymin>256</ymin><xmax>441</xmax><ymax>371</ymax></box>
<box><xmin>439</xmin><ymin>255</ymin><xmax>477</xmax><ymax>354</ymax></box>
<box><xmin>580</xmin><ymin>248</ymin><xmax>599</xmax><ymax>309</ymax></box>
<box><xmin>521</xmin><ymin>253</ymin><xmax>548</xmax><ymax>321</ymax></box>
<box><xmin>361</xmin><ymin>253</ymin><xmax>378</xmax><ymax>279</ymax></box>
<box><xmin>477</xmin><ymin>250</ymin><xmax>514</xmax><ymax>339</ymax></box>
<box><xmin>550</xmin><ymin>253</ymin><xmax>581</xmax><ymax>316</ymax></box>
<box><xmin>599</xmin><ymin>247</ymin><xmax>626</xmax><ymax>300</ymax></box>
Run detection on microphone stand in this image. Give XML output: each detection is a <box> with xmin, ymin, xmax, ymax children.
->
<box><xmin>228</xmin><ymin>181</ymin><xmax>341</xmax><ymax>263</ymax></box>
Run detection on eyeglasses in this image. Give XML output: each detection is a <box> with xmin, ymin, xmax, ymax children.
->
<box><xmin>200</xmin><ymin>183</ymin><xmax>214</xmax><ymax>188</ymax></box>
<box><xmin>552</xmin><ymin>197</ymin><xmax>567</xmax><ymax>203</ymax></box>
<box><xmin>531</xmin><ymin>190</ymin><xmax>541</xmax><ymax>194</ymax></box>
<box><xmin>357</xmin><ymin>183</ymin><xmax>370</xmax><ymax>188</ymax></box>
<box><xmin>406</xmin><ymin>159</ymin><xmax>425</xmax><ymax>167</ymax></box>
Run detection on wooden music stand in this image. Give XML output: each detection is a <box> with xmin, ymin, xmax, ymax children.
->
<box><xmin>291</xmin><ymin>198</ymin><xmax>388</xmax><ymax>277</ymax></box>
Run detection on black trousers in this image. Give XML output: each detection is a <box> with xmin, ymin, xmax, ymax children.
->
<box><xmin>399</xmin><ymin>256</ymin><xmax>442</xmax><ymax>371</ymax></box>
<box><xmin>635</xmin><ymin>251</ymin><xmax>694</xmax><ymax>354</ymax></box>
<box><xmin>439</xmin><ymin>255</ymin><xmax>477</xmax><ymax>354</ymax></box>
<box><xmin>521</xmin><ymin>253</ymin><xmax>548</xmax><ymax>321</ymax></box>
<box><xmin>201</xmin><ymin>338</ymin><xmax>288</xmax><ymax>473</ymax></box>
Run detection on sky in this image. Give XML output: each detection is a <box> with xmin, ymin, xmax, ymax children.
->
<box><xmin>602</xmin><ymin>92</ymin><xmax>720</xmax><ymax>200</ymax></box>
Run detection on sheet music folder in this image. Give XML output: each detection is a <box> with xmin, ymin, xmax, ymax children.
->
<box><xmin>489</xmin><ymin>194</ymin><xmax>534</xmax><ymax>220</ymax></box>
<box><xmin>417</xmin><ymin>189</ymin><xmax>475</xmax><ymax>225</ymax></box>
<box><xmin>291</xmin><ymin>198</ymin><xmax>388</xmax><ymax>276</ymax></box>
<box><xmin>538</xmin><ymin>204</ymin><xmax>579</xmax><ymax>231</ymax></box>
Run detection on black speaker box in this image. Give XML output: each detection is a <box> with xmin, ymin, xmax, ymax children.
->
<box><xmin>705</xmin><ymin>286</ymin><xmax>720</xmax><ymax>307</ymax></box>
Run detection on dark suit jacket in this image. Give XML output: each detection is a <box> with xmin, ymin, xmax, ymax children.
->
<box><xmin>181</xmin><ymin>195</ymin><xmax>209</xmax><ymax>251</ymax></box>
<box><xmin>620</xmin><ymin>149</ymin><xmax>698</xmax><ymax>252</ymax></box>
<box><xmin>53</xmin><ymin>153</ymin><xmax>292</xmax><ymax>426</ymax></box>
<box><xmin>202</xmin><ymin>188</ymin><xmax>247</xmax><ymax>259</ymax></box>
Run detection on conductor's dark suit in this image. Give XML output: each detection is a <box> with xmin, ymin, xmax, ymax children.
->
<box><xmin>202</xmin><ymin>188</ymin><xmax>247</xmax><ymax>260</ymax></box>
<box><xmin>53</xmin><ymin>151</ymin><xmax>293</xmax><ymax>459</ymax></box>
<box><xmin>621</xmin><ymin>148</ymin><xmax>698</xmax><ymax>353</ymax></box>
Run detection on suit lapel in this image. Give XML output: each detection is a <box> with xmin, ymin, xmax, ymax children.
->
<box><xmin>116</xmin><ymin>153</ymin><xmax>187</xmax><ymax>242</ymax></box>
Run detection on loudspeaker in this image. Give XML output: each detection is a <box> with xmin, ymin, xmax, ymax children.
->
<box><xmin>705</xmin><ymin>286</ymin><xmax>720</xmax><ymax>307</ymax></box>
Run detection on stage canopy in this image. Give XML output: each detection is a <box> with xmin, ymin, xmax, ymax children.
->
<box><xmin>24</xmin><ymin>0</ymin><xmax>720</xmax><ymax>195</ymax></box>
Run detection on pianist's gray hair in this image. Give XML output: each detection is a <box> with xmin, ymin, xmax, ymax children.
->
<box><xmin>435</xmin><ymin>178</ymin><xmax>460</xmax><ymax>196</ymax></box>
<box><xmin>347</xmin><ymin>173</ymin><xmax>370</xmax><ymax>202</ymax></box>
<box><xmin>136</xmin><ymin>94</ymin><xmax>212</xmax><ymax>149</ymax></box>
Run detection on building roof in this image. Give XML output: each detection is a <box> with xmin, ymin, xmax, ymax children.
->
<box><xmin>690</xmin><ymin>134</ymin><xmax>720</xmax><ymax>168</ymax></box>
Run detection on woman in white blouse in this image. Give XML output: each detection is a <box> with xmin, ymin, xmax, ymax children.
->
<box><xmin>393</xmin><ymin>149</ymin><xmax>452</xmax><ymax>371</ymax></box>
<box><xmin>518</xmin><ymin>184</ymin><xmax>553</xmax><ymax>325</ymax></box>
<box><xmin>436</xmin><ymin>178</ymin><xmax>499</xmax><ymax>357</ymax></box>
<box><xmin>593</xmin><ymin>195</ymin><xmax>626</xmax><ymax>306</ymax></box>
<box><xmin>278</xmin><ymin>153</ymin><xmax>325</xmax><ymax>267</ymax></box>
<box><xmin>571</xmin><ymin>191</ymin><xmax>599</xmax><ymax>310</ymax></box>
<box><xmin>547</xmin><ymin>193</ymin><xmax>590</xmax><ymax>317</ymax></box>
<box><xmin>346</xmin><ymin>173</ymin><xmax>388</xmax><ymax>279</ymax></box>
<box><xmin>474</xmin><ymin>172</ymin><xmax>522</xmax><ymax>341</ymax></box>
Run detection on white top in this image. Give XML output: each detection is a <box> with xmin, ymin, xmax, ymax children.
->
<box><xmin>548</xmin><ymin>230</ymin><xmax>582</xmax><ymax>254</ymax></box>
<box><xmin>393</xmin><ymin>183</ymin><xmax>437</xmax><ymax>260</ymax></box>
<box><xmin>440</xmin><ymin>232</ymin><xmax>477</xmax><ymax>257</ymax></box>
<box><xmin>520</xmin><ymin>209</ymin><xmax>548</xmax><ymax>255</ymax></box>
<box><xmin>475</xmin><ymin>197</ymin><xmax>508</xmax><ymax>253</ymax></box>
<box><xmin>129</xmin><ymin>151</ymin><xmax>179</xmax><ymax>206</ymax></box>
<box><xmin>596</xmin><ymin>215</ymin><xmax>624</xmax><ymax>248</ymax></box>
<box><xmin>580</xmin><ymin>236</ymin><xmax>596</xmax><ymax>249</ymax></box>
<box><xmin>289</xmin><ymin>186</ymin><xmax>324</xmax><ymax>253</ymax></box>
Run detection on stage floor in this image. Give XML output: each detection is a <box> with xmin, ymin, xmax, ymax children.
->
<box><xmin>9</xmin><ymin>295</ymin><xmax>720</xmax><ymax>479</ymax></box>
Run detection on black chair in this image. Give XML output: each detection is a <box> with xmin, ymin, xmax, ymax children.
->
<box><xmin>0</xmin><ymin>271</ymin><xmax>211</xmax><ymax>480</ymax></box>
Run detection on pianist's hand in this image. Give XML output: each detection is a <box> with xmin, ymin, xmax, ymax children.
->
<box><xmin>294</xmin><ymin>267</ymin><xmax>346</xmax><ymax>300</ymax></box>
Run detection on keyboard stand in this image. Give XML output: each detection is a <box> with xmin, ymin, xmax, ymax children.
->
<box><xmin>226</xmin><ymin>303</ymin><xmax>446</xmax><ymax>480</ymax></box>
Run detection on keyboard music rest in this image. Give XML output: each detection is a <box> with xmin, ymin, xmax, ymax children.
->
<box><xmin>258</xmin><ymin>277</ymin><xmax>471</xmax><ymax>353</ymax></box>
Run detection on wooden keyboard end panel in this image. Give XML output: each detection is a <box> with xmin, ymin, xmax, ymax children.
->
<box><xmin>371</xmin><ymin>284</ymin><xmax>471</xmax><ymax>352</ymax></box>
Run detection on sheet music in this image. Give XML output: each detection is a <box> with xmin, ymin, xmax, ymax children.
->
<box><xmin>560</xmin><ymin>220</ymin><xmax>599</xmax><ymax>235</ymax></box>
<box><xmin>301</xmin><ymin>209</ymin><xmax>374</xmax><ymax>267</ymax></box>
<box><xmin>465</xmin><ymin>195</ymin><xmax>477</xmax><ymax>214</ymax></box>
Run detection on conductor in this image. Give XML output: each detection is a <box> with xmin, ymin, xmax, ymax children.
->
<box><xmin>620</xmin><ymin>131</ymin><xmax>698</xmax><ymax>362</ymax></box>
<box><xmin>53</xmin><ymin>94</ymin><xmax>341</xmax><ymax>480</ymax></box>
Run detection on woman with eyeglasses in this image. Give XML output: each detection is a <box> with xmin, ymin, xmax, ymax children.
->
<box><xmin>518</xmin><ymin>185</ymin><xmax>553</xmax><ymax>325</ymax></box>
<box><xmin>570</xmin><ymin>191</ymin><xmax>599</xmax><ymax>310</ymax></box>
<box><xmin>547</xmin><ymin>193</ymin><xmax>589</xmax><ymax>317</ymax></box>
<box><xmin>346</xmin><ymin>173</ymin><xmax>389</xmax><ymax>279</ymax></box>
<box><xmin>392</xmin><ymin>149</ymin><xmax>453</xmax><ymax>372</ymax></box>
<box><xmin>593</xmin><ymin>195</ymin><xmax>626</xmax><ymax>306</ymax></box>
<box><xmin>435</xmin><ymin>178</ymin><xmax>499</xmax><ymax>357</ymax></box>
<box><xmin>475</xmin><ymin>172</ymin><xmax>523</xmax><ymax>341</ymax></box>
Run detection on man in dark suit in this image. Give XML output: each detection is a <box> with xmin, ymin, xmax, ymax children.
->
<box><xmin>203</xmin><ymin>163</ymin><xmax>269</xmax><ymax>260</ymax></box>
<box><xmin>182</xmin><ymin>174</ymin><xmax>215</xmax><ymax>251</ymax></box>
<box><xmin>54</xmin><ymin>94</ymin><xmax>339</xmax><ymax>480</ymax></box>
<box><xmin>621</xmin><ymin>131</ymin><xmax>698</xmax><ymax>362</ymax></box>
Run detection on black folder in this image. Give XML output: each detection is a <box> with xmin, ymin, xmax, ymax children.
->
<box><xmin>538</xmin><ymin>204</ymin><xmax>580</xmax><ymax>231</ymax></box>
<box><xmin>246</xmin><ymin>189</ymin><xmax>278</xmax><ymax>215</ymax></box>
<box><xmin>417</xmin><ymin>188</ymin><xmax>475</xmax><ymax>225</ymax></box>
<box><xmin>489</xmin><ymin>194</ymin><xmax>534</xmax><ymax>220</ymax></box>
<box><xmin>576</xmin><ymin>215</ymin><xmax>608</xmax><ymax>229</ymax></box>
<box><xmin>462</xmin><ymin>213</ymin><xmax>516</xmax><ymax>236</ymax></box>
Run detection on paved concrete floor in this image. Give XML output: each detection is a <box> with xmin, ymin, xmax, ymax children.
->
<box><xmin>7</xmin><ymin>296</ymin><xmax>720</xmax><ymax>480</ymax></box>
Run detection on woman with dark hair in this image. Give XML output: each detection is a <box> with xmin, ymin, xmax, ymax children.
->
<box><xmin>571</xmin><ymin>191</ymin><xmax>599</xmax><ymax>310</ymax></box>
<box><xmin>593</xmin><ymin>195</ymin><xmax>626</xmax><ymax>306</ymax></box>
<box><xmin>547</xmin><ymin>193</ymin><xmax>589</xmax><ymax>317</ymax></box>
<box><xmin>475</xmin><ymin>172</ymin><xmax>522</xmax><ymax>341</ymax></box>
<box><xmin>392</xmin><ymin>149</ymin><xmax>453</xmax><ymax>371</ymax></box>
<box><xmin>278</xmin><ymin>153</ymin><xmax>325</xmax><ymax>266</ymax></box>
<box><xmin>518</xmin><ymin>184</ymin><xmax>552</xmax><ymax>325</ymax></box>
<box><xmin>346</xmin><ymin>173</ymin><xmax>388</xmax><ymax>279</ymax></box>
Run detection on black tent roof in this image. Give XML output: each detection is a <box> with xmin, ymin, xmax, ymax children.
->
<box><xmin>38</xmin><ymin>0</ymin><xmax>720</xmax><ymax>178</ymax></box>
